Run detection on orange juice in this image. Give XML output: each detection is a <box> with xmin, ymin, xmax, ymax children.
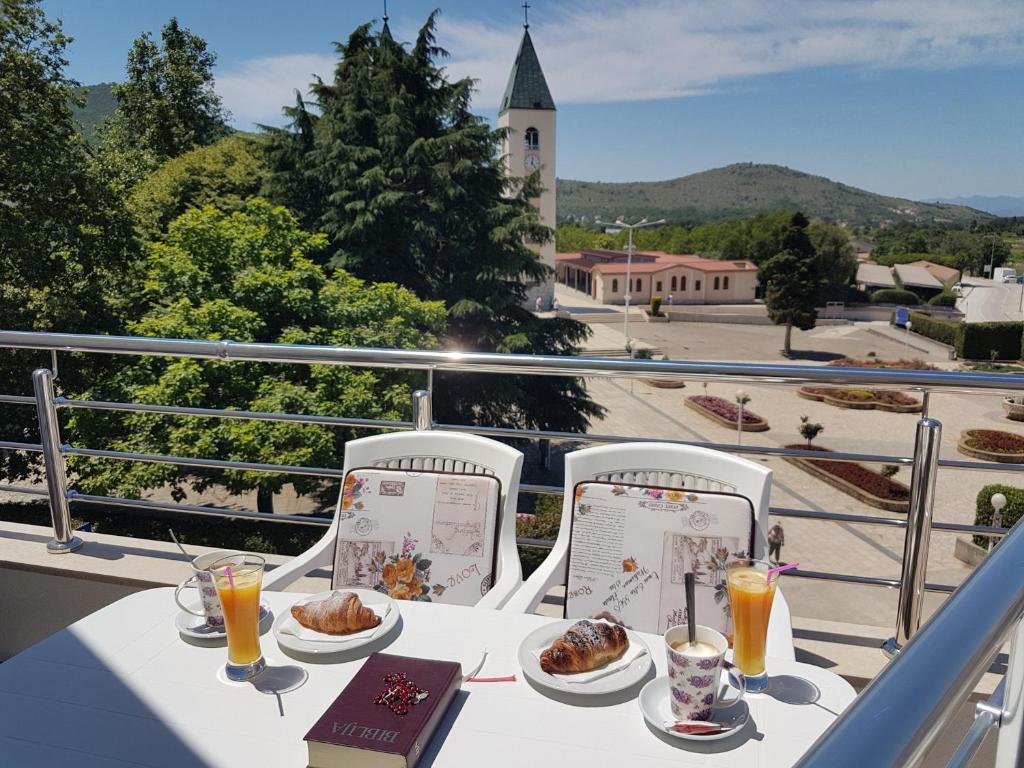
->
<box><xmin>215</xmin><ymin>567</ymin><xmax>263</xmax><ymax>665</ymax></box>
<box><xmin>726</xmin><ymin>565</ymin><xmax>776</xmax><ymax>677</ymax></box>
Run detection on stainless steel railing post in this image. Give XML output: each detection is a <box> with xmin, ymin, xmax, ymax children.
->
<box><xmin>411</xmin><ymin>389</ymin><xmax>432</xmax><ymax>431</ymax></box>
<box><xmin>31</xmin><ymin>368</ymin><xmax>83</xmax><ymax>553</ymax></box>
<box><xmin>883</xmin><ymin>416</ymin><xmax>942</xmax><ymax>656</ymax></box>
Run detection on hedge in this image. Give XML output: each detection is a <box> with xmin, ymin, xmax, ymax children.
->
<box><xmin>958</xmin><ymin>321</ymin><xmax>1024</xmax><ymax>361</ymax></box>
<box><xmin>906</xmin><ymin>311</ymin><xmax>959</xmax><ymax>346</ymax></box>
<box><xmin>871</xmin><ymin>288</ymin><xmax>919</xmax><ymax>305</ymax></box>
<box><xmin>873</xmin><ymin>252</ymin><xmax>960</xmax><ymax>269</ymax></box>
<box><xmin>927</xmin><ymin>291</ymin><xmax>957</xmax><ymax>308</ymax></box>
<box><xmin>974</xmin><ymin>484</ymin><xmax>1024</xmax><ymax>547</ymax></box>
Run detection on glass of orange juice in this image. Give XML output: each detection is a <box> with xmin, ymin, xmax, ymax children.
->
<box><xmin>726</xmin><ymin>558</ymin><xmax>778</xmax><ymax>693</ymax></box>
<box><xmin>211</xmin><ymin>553</ymin><xmax>266</xmax><ymax>682</ymax></box>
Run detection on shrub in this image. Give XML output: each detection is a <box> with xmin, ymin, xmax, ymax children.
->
<box><xmin>871</xmin><ymin>288</ymin><xmax>919</xmax><ymax>305</ymax></box>
<box><xmin>974</xmin><ymin>484</ymin><xmax>1024</xmax><ymax>547</ymax></box>
<box><xmin>957</xmin><ymin>321</ymin><xmax>1024</xmax><ymax>361</ymax></box>
<box><xmin>880</xmin><ymin>465</ymin><xmax>900</xmax><ymax>478</ymax></box>
<box><xmin>873</xmin><ymin>252</ymin><xmax>960</xmax><ymax>268</ymax></box>
<box><xmin>799</xmin><ymin>415</ymin><xmax>824</xmax><ymax>447</ymax></box>
<box><xmin>906</xmin><ymin>311</ymin><xmax>959</xmax><ymax>347</ymax></box>
<box><xmin>650</xmin><ymin>296</ymin><xmax>663</xmax><ymax>316</ymax></box>
<box><xmin>927</xmin><ymin>291</ymin><xmax>958</xmax><ymax>308</ymax></box>
<box><xmin>517</xmin><ymin>494</ymin><xmax>562</xmax><ymax>577</ymax></box>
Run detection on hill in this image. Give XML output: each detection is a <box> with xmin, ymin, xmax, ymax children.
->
<box><xmin>930</xmin><ymin>196</ymin><xmax>1024</xmax><ymax>218</ymax></box>
<box><xmin>556</xmin><ymin>163</ymin><xmax>992</xmax><ymax>227</ymax></box>
<box><xmin>71</xmin><ymin>82</ymin><xmax>116</xmax><ymax>143</ymax></box>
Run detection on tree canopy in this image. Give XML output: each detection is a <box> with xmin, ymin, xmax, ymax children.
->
<box><xmin>761</xmin><ymin>213</ymin><xmax>825</xmax><ymax>356</ymax></box>
<box><xmin>0</xmin><ymin>0</ymin><xmax>139</xmax><ymax>482</ymax></box>
<box><xmin>69</xmin><ymin>200</ymin><xmax>446</xmax><ymax>512</ymax></box>
<box><xmin>263</xmin><ymin>14</ymin><xmax>602</xmax><ymax>433</ymax></box>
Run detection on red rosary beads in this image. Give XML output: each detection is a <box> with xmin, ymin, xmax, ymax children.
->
<box><xmin>375</xmin><ymin>672</ymin><xmax>429</xmax><ymax>716</ymax></box>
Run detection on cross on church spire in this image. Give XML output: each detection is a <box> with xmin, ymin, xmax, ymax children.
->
<box><xmin>522</xmin><ymin>2</ymin><xmax>530</xmax><ymax>29</ymax></box>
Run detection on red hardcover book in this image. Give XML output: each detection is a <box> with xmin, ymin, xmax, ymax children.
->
<box><xmin>304</xmin><ymin>653</ymin><xmax>463</xmax><ymax>768</ymax></box>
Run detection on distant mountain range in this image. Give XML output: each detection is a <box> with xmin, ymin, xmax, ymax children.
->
<box><xmin>928</xmin><ymin>196</ymin><xmax>1024</xmax><ymax>218</ymax></box>
<box><xmin>66</xmin><ymin>84</ymin><xmax>1001</xmax><ymax>228</ymax></box>
<box><xmin>557</xmin><ymin>164</ymin><xmax>993</xmax><ymax>228</ymax></box>
<box><xmin>71</xmin><ymin>82</ymin><xmax>116</xmax><ymax>143</ymax></box>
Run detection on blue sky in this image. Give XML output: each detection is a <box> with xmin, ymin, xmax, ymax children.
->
<box><xmin>42</xmin><ymin>0</ymin><xmax>1024</xmax><ymax>200</ymax></box>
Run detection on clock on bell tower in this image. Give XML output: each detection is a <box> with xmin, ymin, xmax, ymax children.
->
<box><xmin>499</xmin><ymin>7</ymin><xmax>556</xmax><ymax>309</ymax></box>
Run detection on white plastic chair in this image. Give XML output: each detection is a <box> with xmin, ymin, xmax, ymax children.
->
<box><xmin>263</xmin><ymin>431</ymin><xmax>524</xmax><ymax>609</ymax></box>
<box><xmin>503</xmin><ymin>442</ymin><xmax>795</xmax><ymax>659</ymax></box>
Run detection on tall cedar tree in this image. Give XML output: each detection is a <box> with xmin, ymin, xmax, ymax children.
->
<box><xmin>760</xmin><ymin>213</ymin><xmax>824</xmax><ymax>357</ymax></box>
<box><xmin>0</xmin><ymin>0</ymin><xmax>138</xmax><ymax>482</ymax></box>
<box><xmin>263</xmin><ymin>15</ymin><xmax>602</xmax><ymax>433</ymax></box>
<box><xmin>102</xmin><ymin>18</ymin><xmax>229</xmax><ymax>172</ymax></box>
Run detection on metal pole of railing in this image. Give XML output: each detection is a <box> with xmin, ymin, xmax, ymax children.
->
<box><xmin>31</xmin><ymin>368</ymin><xmax>82</xmax><ymax>554</ymax></box>
<box><xmin>884</xmin><ymin>416</ymin><xmax>942</xmax><ymax>657</ymax></box>
<box><xmin>411</xmin><ymin>389</ymin><xmax>432</xmax><ymax>431</ymax></box>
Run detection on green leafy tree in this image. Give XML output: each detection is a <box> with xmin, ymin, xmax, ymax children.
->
<box><xmin>799</xmin><ymin>415</ymin><xmax>824</xmax><ymax>448</ymax></box>
<box><xmin>68</xmin><ymin>200</ymin><xmax>445</xmax><ymax>513</ymax></box>
<box><xmin>102</xmin><ymin>17</ymin><xmax>229</xmax><ymax>170</ymax></box>
<box><xmin>761</xmin><ymin>213</ymin><xmax>824</xmax><ymax>356</ymax></box>
<box><xmin>129</xmin><ymin>134</ymin><xmax>268</xmax><ymax>239</ymax></box>
<box><xmin>808</xmin><ymin>220</ymin><xmax>857</xmax><ymax>302</ymax></box>
<box><xmin>0</xmin><ymin>0</ymin><xmax>139</xmax><ymax>483</ymax></box>
<box><xmin>263</xmin><ymin>15</ymin><xmax>602</xmax><ymax>433</ymax></box>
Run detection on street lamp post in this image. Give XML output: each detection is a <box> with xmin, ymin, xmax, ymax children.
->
<box><xmin>595</xmin><ymin>216</ymin><xmax>666</xmax><ymax>347</ymax></box>
<box><xmin>735</xmin><ymin>390</ymin><xmax>750</xmax><ymax>446</ymax></box>
<box><xmin>904</xmin><ymin>320</ymin><xmax>912</xmax><ymax>357</ymax></box>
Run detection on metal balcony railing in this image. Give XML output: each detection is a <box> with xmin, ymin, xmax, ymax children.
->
<box><xmin>2</xmin><ymin>329</ymin><xmax>1024</xmax><ymax>765</ymax></box>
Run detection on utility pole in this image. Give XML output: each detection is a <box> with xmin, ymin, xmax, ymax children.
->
<box><xmin>595</xmin><ymin>216</ymin><xmax>666</xmax><ymax>348</ymax></box>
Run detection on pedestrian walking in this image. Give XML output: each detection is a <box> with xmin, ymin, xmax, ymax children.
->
<box><xmin>667</xmin><ymin>293</ymin><xmax>674</xmax><ymax>306</ymax></box>
<box><xmin>552</xmin><ymin>297</ymin><xmax>560</xmax><ymax>312</ymax></box>
<box><xmin>768</xmin><ymin>523</ymin><xmax>784</xmax><ymax>564</ymax></box>
<box><xmin>534</xmin><ymin>296</ymin><xmax>542</xmax><ymax>313</ymax></box>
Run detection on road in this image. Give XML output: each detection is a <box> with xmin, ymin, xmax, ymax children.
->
<box><xmin>957</xmin><ymin>276</ymin><xmax>1024</xmax><ymax>323</ymax></box>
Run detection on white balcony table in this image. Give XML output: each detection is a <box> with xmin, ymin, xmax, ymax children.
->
<box><xmin>0</xmin><ymin>588</ymin><xmax>856</xmax><ymax>767</ymax></box>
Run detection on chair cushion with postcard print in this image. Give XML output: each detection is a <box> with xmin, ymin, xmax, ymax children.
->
<box><xmin>331</xmin><ymin>468</ymin><xmax>502</xmax><ymax>606</ymax></box>
<box><xmin>564</xmin><ymin>482</ymin><xmax>755</xmax><ymax>636</ymax></box>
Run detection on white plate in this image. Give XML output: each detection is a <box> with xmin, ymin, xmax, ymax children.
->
<box><xmin>638</xmin><ymin>675</ymin><xmax>748</xmax><ymax>741</ymax></box>
<box><xmin>517</xmin><ymin>619</ymin><xmax>652</xmax><ymax>696</ymax></box>
<box><xmin>175</xmin><ymin>603</ymin><xmax>272</xmax><ymax>640</ymax></box>
<box><xmin>272</xmin><ymin>589</ymin><xmax>399</xmax><ymax>655</ymax></box>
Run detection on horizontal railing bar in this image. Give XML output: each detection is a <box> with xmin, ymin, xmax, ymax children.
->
<box><xmin>933</xmin><ymin>520</ymin><xmax>1010</xmax><ymax>538</ymax></box>
<box><xmin>0</xmin><ymin>483</ymin><xmax>48</xmax><ymax>496</ymax></box>
<box><xmin>938</xmin><ymin>457</ymin><xmax>1024</xmax><ymax>473</ymax></box>
<box><xmin>4</xmin><ymin>330</ymin><xmax>1024</xmax><ymax>393</ymax></box>
<box><xmin>0</xmin><ymin>440</ymin><xmax>43</xmax><ymax>453</ymax></box>
<box><xmin>783</xmin><ymin>568</ymin><xmax>956</xmax><ymax>593</ymax></box>
<box><xmin>0</xmin><ymin>394</ymin><xmax>34</xmax><ymax>405</ymax></box>
<box><xmin>63</xmin><ymin>446</ymin><xmax>346</xmax><ymax>478</ymax></box>
<box><xmin>56</xmin><ymin>397</ymin><xmax>413</xmax><ymax>432</ymax></box>
<box><xmin>516</xmin><ymin>537</ymin><xmax>556</xmax><ymax>550</ymax></box>
<box><xmin>67</xmin><ymin>492</ymin><xmax>332</xmax><ymax>526</ymax></box>
<box><xmin>770</xmin><ymin>506</ymin><xmax>908</xmax><ymax>528</ymax></box>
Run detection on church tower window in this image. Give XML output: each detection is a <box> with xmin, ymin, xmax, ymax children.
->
<box><xmin>524</xmin><ymin>127</ymin><xmax>539</xmax><ymax>150</ymax></box>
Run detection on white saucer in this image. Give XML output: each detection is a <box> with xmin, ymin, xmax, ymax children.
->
<box><xmin>638</xmin><ymin>675</ymin><xmax>748</xmax><ymax>741</ymax></box>
<box><xmin>272</xmin><ymin>589</ymin><xmax>399</xmax><ymax>655</ymax></box>
<box><xmin>517</xmin><ymin>619</ymin><xmax>652</xmax><ymax>696</ymax></box>
<box><xmin>175</xmin><ymin>603</ymin><xmax>272</xmax><ymax>640</ymax></box>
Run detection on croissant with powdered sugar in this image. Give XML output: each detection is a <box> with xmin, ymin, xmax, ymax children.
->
<box><xmin>290</xmin><ymin>591</ymin><xmax>380</xmax><ymax>635</ymax></box>
<box><xmin>539</xmin><ymin>619</ymin><xmax>628</xmax><ymax>674</ymax></box>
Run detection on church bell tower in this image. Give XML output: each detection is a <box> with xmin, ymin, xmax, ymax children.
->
<box><xmin>499</xmin><ymin>5</ymin><xmax>556</xmax><ymax>308</ymax></box>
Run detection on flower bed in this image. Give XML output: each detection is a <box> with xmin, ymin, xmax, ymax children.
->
<box><xmin>684</xmin><ymin>396</ymin><xmax>769</xmax><ymax>432</ymax></box>
<box><xmin>958</xmin><ymin>429</ymin><xmax>1024</xmax><ymax>463</ymax></box>
<box><xmin>784</xmin><ymin>445</ymin><xmax>909</xmax><ymax>512</ymax></box>
<box><xmin>827</xmin><ymin>358</ymin><xmax>938</xmax><ymax>371</ymax></box>
<box><xmin>797</xmin><ymin>386</ymin><xmax>923</xmax><ymax>413</ymax></box>
<box><xmin>644</xmin><ymin>377</ymin><xmax>686</xmax><ymax>389</ymax></box>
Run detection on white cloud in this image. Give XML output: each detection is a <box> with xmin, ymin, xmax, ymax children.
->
<box><xmin>217</xmin><ymin>0</ymin><xmax>1024</xmax><ymax>125</ymax></box>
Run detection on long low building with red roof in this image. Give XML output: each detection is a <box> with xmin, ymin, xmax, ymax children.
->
<box><xmin>555</xmin><ymin>249</ymin><xmax>758</xmax><ymax>305</ymax></box>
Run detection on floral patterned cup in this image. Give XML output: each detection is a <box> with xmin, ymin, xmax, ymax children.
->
<box><xmin>173</xmin><ymin>549</ymin><xmax>240</xmax><ymax>628</ymax></box>
<box><xmin>664</xmin><ymin>624</ymin><xmax>746</xmax><ymax>721</ymax></box>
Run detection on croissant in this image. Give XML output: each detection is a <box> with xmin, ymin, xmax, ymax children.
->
<box><xmin>290</xmin><ymin>591</ymin><xmax>381</xmax><ymax>635</ymax></box>
<box><xmin>539</xmin><ymin>619</ymin><xmax>628</xmax><ymax>674</ymax></box>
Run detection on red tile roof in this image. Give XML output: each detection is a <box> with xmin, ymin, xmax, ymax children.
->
<box><xmin>556</xmin><ymin>250</ymin><xmax>755</xmax><ymax>275</ymax></box>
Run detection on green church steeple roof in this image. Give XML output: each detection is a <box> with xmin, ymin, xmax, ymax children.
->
<box><xmin>500</xmin><ymin>29</ymin><xmax>555</xmax><ymax>113</ymax></box>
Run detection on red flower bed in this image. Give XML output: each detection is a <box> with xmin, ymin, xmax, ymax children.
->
<box><xmin>688</xmin><ymin>395</ymin><xmax>764</xmax><ymax>424</ymax></box>
<box><xmin>828</xmin><ymin>358</ymin><xmax>938</xmax><ymax>371</ymax></box>
<box><xmin>786</xmin><ymin>445</ymin><xmax>910</xmax><ymax>502</ymax></box>
<box><xmin>963</xmin><ymin>430</ymin><xmax>1024</xmax><ymax>454</ymax></box>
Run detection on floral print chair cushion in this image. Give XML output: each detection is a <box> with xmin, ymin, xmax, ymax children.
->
<box><xmin>564</xmin><ymin>482</ymin><xmax>754</xmax><ymax>636</ymax></box>
<box><xmin>331</xmin><ymin>468</ymin><xmax>501</xmax><ymax>606</ymax></box>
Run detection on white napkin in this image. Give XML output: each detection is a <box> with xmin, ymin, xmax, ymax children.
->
<box><xmin>279</xmin><ymin>601</ymin><xmax>391</xmax><ymax>645</ymax></box>
<box><xmin>532</xmin><ymin>621</ymin><xmax>648</xmax><ymax>684</ymax></box>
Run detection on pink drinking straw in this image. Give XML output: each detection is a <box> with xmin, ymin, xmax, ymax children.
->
<box><xmin>225</xmin><ymin>565</ymin><xmax>235</xmax><ymax>589</ymax></box>
<box><xmin>765</xmin><ymin>562</ymin><xmax>799</xmax><ymax>585</ymax></box>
